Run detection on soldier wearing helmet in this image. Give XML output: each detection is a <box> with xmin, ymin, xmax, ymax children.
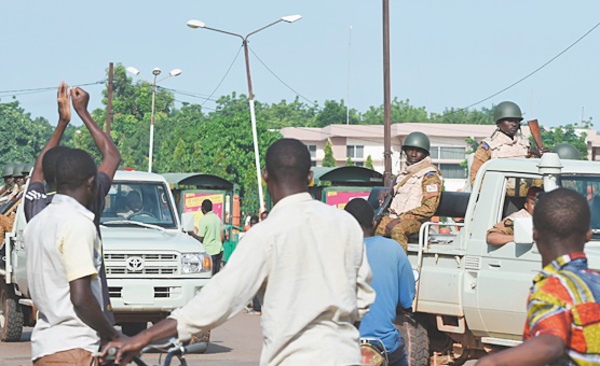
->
<box><xmin>553</xmin><ymin>143</ymin><xmax>581</xmax><ymax>160</ymax></box>
<box><xmin>469</xmin><ymin>101</ymin><xmax>535</xmax><ymax>187</ymax></box>
<box><xmin>375</xmin><ymin>131</ymin><xmax>443</xmax><ymax>252</ymax></box>
<box><xmin>0</xmin><ymin>164</ymin><xmax>18</xmax><ymax>199</ymax></box>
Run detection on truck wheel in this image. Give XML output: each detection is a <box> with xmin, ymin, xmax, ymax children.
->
<box><xmin>396</xmin><ymin>313</ymin><xmax>429</xmax><ymax>366</ymax></box>
<box><xmin>121</xmin><ymin>322</ymin><xmax>147</xmax><ymax>336</ymax></box>
<box><xmin>0</xmin><ymin>287</ymin><xmax>24</xmax><ymax>342</ymax></box>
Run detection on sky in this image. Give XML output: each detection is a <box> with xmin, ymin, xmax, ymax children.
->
<box><xmin>1</xmin><ymin>1</ymin><xmax>599</xmax><ymax>128</ymax></box>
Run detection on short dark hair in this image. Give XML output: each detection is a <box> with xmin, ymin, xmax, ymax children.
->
<box><xmin>344</xmin><ymin>198</ymin><xmax>374</xmax><ymax>230</ymax></box>
<box><xmin>42</xmin><ymin>146</ymin><xmax>70</xmax><ymax>186</ymax></box>
<box><xmin>250</xmin><ymin>215</ymin><xmax>259</xmax><ymax>226</ymax></box>
<box><xmin>55</xmin><ymin>148</ymin><xmax>97</xmax><ymax>191</ymax></box>
<box><xmin>202</xmin><ymin>199</ymin><xmax>213</xmax><ymax>212</ymax></box>
<box><xmin>533</xmin><ymin>188</ymin><xmax>590</xmax><ymax>243</ymax></box>
<box><xmin>265</xmin><ymin>139</ymin><xmax>311</xmax><ymax>185</ymax></box>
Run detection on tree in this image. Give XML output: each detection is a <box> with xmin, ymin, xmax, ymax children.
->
<box><xmin>365</xmin><ymin>155</ymin><xmax>374</xmax><ymax>170</ymax></box>
<box><xmin>0</xmin><ymin>101</ymin><xmax>52</xmax><ymax>165</ymax></box>
<box><xmin>345</xmin><ymin>157</ymin><xmax>353</xmax><ymax>166</ymax></box>
<box><xmin>361</xmin><ymin>98</ymin><xmax>429</xmax><ymax>124</ymax></box>
<box><xmin>322</xmin><ymin>140</ymin><xmax>336</xmax><ymax>167</ymax></box>
<box><xmin>538</xmin><ymin>123</ymin><xmax>590</xmax><ymax>160</ymax></box>
<box><xmin>431</xmin><ymin>106</ymin><xmax>494</xmax><ymax>125</ymax></box>
<box><xmin>312</xmin><ymin>100</ymin><xmax>359</xmax><ymax>127</ymax></box>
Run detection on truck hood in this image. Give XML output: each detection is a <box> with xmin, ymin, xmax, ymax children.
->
<box><xmin>100</xmin><ymin>226</ymin><xmax>206</xmax><ymax>253</ymax></box>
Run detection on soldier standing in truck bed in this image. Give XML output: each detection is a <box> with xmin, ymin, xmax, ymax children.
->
<box><xmin>470</xmin><ymin>101</ymin><xmax>534</xmax><ymax>188</ymax></box>
<box><xmin>375</xmin><ymin>132</ymin><xmax>443</xmax><ymax>252</ymax></box>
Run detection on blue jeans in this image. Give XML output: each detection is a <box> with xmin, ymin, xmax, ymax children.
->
<box><xmin>387</xmin><ymin>340</ymin><xmax>409</xmax><ymax>366</ymax></box>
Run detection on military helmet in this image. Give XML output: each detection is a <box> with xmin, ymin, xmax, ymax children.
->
<box><xmin>13</xmin><ymin>163</ymin><xmax>25</xmax><ymax>178</ymax></box>
<box><xmin>402</xmin><ymin>131</ymin><xmax>430</xmax><ymax>155</ymax></box>
<box><xmin>553</xmin><ymin>143</ymin><xmax>581</xmax><ymax>160</ymax></box>
<box><xmin>493</xmin><ymin>101</ymin><xmax>523</xmax><ymax>123</ymax></box>
<box><xmin>23</xmin><ymin>162</ymin><xmax>34</xmax><ymax>174</ymax></box>
<box><xmin>2</xmin><ymin>164</ymin><xmax>14</xmax><ymax>178</ymax></box>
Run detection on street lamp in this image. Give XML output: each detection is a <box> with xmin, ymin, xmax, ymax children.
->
<box><xmin>127</xmin><ymin>66</ymin><xmax>182</xmax><ymax>172</ymax></box>
<box><xmin>187</xmin><ymin>14</ymin><xmax>302</xmax><ymax>212</ymax></box>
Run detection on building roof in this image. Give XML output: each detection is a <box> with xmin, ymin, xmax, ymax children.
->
<box><xmin>281</xmin><ymin>123</ymin><xmax>533</xmax><ymax>141</ymax></box>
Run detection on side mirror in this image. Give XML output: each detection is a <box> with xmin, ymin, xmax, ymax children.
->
<box><xmin>513</xmin><ymin>217</ymin><xmax>534</xmax><ymax>245</ymax></box>
<box><xmin>181</xmin><ymin>212</ymin><xmax>195</xmax><ymax>233</ymax></box>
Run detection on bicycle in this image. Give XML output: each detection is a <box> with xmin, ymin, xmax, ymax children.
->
<box><xmin>99</xmin><ymin>338</ymin><xmax>207</xmax><ymax>366</ymax></box>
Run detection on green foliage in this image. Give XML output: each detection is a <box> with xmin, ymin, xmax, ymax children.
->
<box><xmin>361</xmin><ymin>97</ymin><xmax>429</xmax><ymax>124</ymax></box>
<box><xmin>431</xmin><ymin>106</ymin><xmax>494</xmax><ymax>125</ymax></box>
<box><xmin>365</xmin><ymin>155</ymin><xmax>374</xmax><ymax>170</ymax></box>
<box><xmin>538</xmin><ymin>122</ymin><xmax>590</xmax><ymax>160</ymax></box>
<box><xmin>0</xmin><ymin>101</ymin><xmax>52</xmax><ymax>165</ymax></box>
<box><xmin>322</xmin><ymin>140</ymin><xmax>337</xmax><ymax>167</ymax></box>
<box><xmin>345</xmin><ymin>156</ymin><xmax>353</xmax><ymax>166</ymax></box>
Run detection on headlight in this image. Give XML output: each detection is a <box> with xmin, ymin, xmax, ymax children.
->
<box><xmin>181</xmin><ymin>253</ymin><xmax>211</xmax><ymax>273</ymax></box>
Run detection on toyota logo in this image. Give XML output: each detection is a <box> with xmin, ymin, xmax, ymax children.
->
<box><xmin>125</xmin><ymin>256</ymin><xmax>145</xmax><ymax>272</ymax></box>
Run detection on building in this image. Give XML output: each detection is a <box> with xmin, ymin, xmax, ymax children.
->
<box><xmin>280</xmin><ymin>123</ymin><xmax>596</xmax><ymax>191</ymax></box>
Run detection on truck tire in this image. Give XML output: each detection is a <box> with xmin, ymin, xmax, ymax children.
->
<box><xmin>0</xmin><ymin>287</ymin><xmax>24</xmax><ymax>342</ymax></box>
<box><xmin>121</xmin><ymin>322</ymin><xmax>147</xmax><ymax>336</ymax></box>
<box><xmin>396</xmin><ymin>313</ymin><xmax>429</xmax><ymax>366</ymax></box>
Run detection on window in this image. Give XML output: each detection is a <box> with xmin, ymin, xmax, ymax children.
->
<box><xmin>430</xmin><ymin>146</ymin><xmax>466</xmax><ymax>160</ymax></box>
<box><xmin>308</xmin><ymin>145</ymin><xmax>317</xmax><ymax>158</ymax></box>
<box><xmin>355</xmin><ymin>161</ymin><xmax>364</xmax><ymax>167</ymax></box>
<box><xmin>439</xmin><ymin>164</ymin><xmax>466</xmax><ymax>179</ymax></box>
<box><xmin>347</xmin><ymin>145</ymin><xmax>364</xmax><ymax>159</ymax></box>
<box><xmin>310</xmin><ymin>160</ymin><xmax>317</xmax><ymax>167</ymax></box>
<box><xmin>101</xmin><ymin>182</ymin><xmax>176</xmax><ymax>229</ymax></box>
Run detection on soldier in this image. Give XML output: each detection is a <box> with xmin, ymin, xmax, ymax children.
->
<box><xmin>553</xmin><ymin>143</ymin><xmax>581</xmax><ymax>160</ymax></box>
<box><xmin>0</xmin><ymin>164</ymin><xmax>16</xmax><ymax>199</ymax></box>
<box><xmin>13</xmin><ymin>163</ymin><xmax>26</xmax><ymax>192</ymax></box>
<box><xmin>375</xmin><ymin>132</ymin><xmax>443</xmax><ymax>252</ymax></box>
<box><xmin>486</xmin><ymin>186</ymin><xmax>543</xmax><ymax>246</ymax></box>
<box><xmin>470</xmin><ymin>101</ymin><xmax>537</xmax><ymax>187</ymax></box>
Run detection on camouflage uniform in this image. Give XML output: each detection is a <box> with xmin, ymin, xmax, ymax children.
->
<box><xmin>487</xmin><ymin>208</ymin><xmax>531</xmax><ymax>238</ymax></box>
<box><xmin>470</xmin><ymin>130</ymin><xmax>531</xmax><ymax>187</ymax></box>
<box><xmin>375</xmin><ymin>157</ymin><xmax>443</xmax><ymax>251</ymax></box>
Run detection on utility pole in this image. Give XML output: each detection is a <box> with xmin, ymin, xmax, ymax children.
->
<box><xmin>382</xmin><ymin>0</ymin><xmax>393</xmax><ymax>186</ymax></box>
<box><xmin>106</xmin><ymin>62</ymin><xmax>114</xmax><ymax>135</ymax></box>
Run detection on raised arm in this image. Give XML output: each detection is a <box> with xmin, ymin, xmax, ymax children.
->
<box><xmin>30</xmin><ymin>82</ymin><xmax>71</xmax><ymax>184</ymax></box>
<box><xmin>71</xmin><ymin>87</ymin><xmax>121</xmax><ymax>179</ymax></box>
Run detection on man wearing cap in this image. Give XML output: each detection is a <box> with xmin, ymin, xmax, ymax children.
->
<box><xmin>470</xmin><ymin>101</ymin><xmax>542</xmax><ymax>188</ymax></box>
<box><xmin>486</xmin><ymin>186</ymin><xmax>543</xmax><ymax>246</ymax></box>
<box><xmin>0</xmin><ymin>164</ymin><xmax>18</xmax><ymax>200</ymax></box>
<box><xmin>375</xmin><ymin>131</ymin><xmax>443</xmax><ymax>252</ymax></box>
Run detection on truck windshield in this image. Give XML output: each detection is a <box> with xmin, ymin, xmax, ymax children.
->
<box><xmin>100</xmin><ymin>181</ymin><xmax>177</xmax><ymax>229</ymax></box>
<box><xmin>560</xmin><ymin>176</ymin><xmax>600</xmax><ymax>232</ymax></box>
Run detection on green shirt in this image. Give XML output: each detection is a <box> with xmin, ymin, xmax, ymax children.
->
<box><xmin>198</xmin><ymin>211</ymin><xmax>222</xmax><ymax>255</ymax></box>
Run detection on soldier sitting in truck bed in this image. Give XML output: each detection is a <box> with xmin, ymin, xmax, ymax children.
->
<box><xmin>486</xmin><ymin>186</ymin><xmax>543</xmax><ymax>246</ymax></box>
<box><xmin>375</xmin><ymin>132</ymin><xmax>443</xmax><ymax>252</ymax></box>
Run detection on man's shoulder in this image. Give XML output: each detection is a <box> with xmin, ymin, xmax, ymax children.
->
<box><xmin>367</xmin><ymin>236</ymin><xmax>404</xmax><ymax>253</ymax></box>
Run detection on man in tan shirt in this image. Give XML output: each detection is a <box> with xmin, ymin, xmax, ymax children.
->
<box><xmin>103</xmin><ymin>138</ymin><xmax>375</xmax><ymax>366</ymax></box>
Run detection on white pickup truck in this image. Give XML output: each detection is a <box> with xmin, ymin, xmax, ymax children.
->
<box><xmin>1</xmin><ymin>170</ymin><xmax>212</xmax><ymax>340</ymax></box>
<box><xmin>370</xmin><ymin>154</ymin><xmax>600</xmax><ymax>365</ymax></box>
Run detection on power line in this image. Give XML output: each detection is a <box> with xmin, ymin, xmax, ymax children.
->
<box><xmin>455</xmin><ymin>20</ymin><xmax>600</xmax><ymax>114</ymax></box>
<box><xmin>0</xmin><ymin>80</ymin><xmax>106</xmax><ymax>98</ymax></box>
<box><xmin>248</xmin><ymin>46</ymin><xmax>317</xmax><ymax>106</ymax></box>
<box><xmin>200</xmin><ymin>45</ymin><xmax>244</xmax><ymax>106</ymax></box>
<box><xmin>158</xmin><ymin>86</ymin><xmax>220</xmax><ymax>103</ymax></box>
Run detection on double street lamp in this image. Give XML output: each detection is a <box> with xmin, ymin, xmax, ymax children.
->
<box><xmin>187</xmin><ymin>14</ymin><xmax>302</xmax><ymax>212</ymax></box>
<box><xmin>127</xmin><ymin>66</ymin><xmax>182</xmax><ymax>173</ymax></box>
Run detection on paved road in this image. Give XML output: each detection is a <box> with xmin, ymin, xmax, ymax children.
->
<box><xmin>0</xmin><ymin>312</ymin><xmax>262</xmax><ymax>366</ymax></box>
<box><xmin>0</xmin><ymin>312</ymin><xmax>481</xmax><ymax>365</ymax></box>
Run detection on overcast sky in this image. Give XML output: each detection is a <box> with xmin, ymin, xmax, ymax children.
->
<box><xmin>1</xmin><ymin>1</ymin><xmax>598</xmax><ymax>128</ymax></box>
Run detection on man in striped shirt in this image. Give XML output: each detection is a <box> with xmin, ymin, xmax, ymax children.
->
<box><xmin>477</xmin><ymin>188</ymin><xmax>600</xmax><ymax>366</ymax></box>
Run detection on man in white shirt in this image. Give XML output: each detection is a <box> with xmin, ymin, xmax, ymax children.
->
<box><xmin>103</xmin><ymin>138</ymin><xmax>375</xmax><ymax>366</ymax></box>
<box><xmin>25</xmin><ymin>148</ymin><xmax>123</xmax><ymax>365</ymax></box>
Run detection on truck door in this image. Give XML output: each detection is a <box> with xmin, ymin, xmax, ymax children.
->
<box><xmin>472</xmin><ymin>174</ymin><xmax>542</xmax><ymax>340</ymax></box>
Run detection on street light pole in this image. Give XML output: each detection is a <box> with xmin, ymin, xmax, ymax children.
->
<box><xmin>127</xmin><ymin>66</ymin><xmax>182</xmax><ymax>173</ymax></box>
<box><xmin>187</xmin><ymin>14</ymin><xmax>302</xmax><ymax>212</ymax></box>
<box><xmin>149</xmin><ymin>70</ymin><xmax>159</xmax><ymax>173</ymax></box>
